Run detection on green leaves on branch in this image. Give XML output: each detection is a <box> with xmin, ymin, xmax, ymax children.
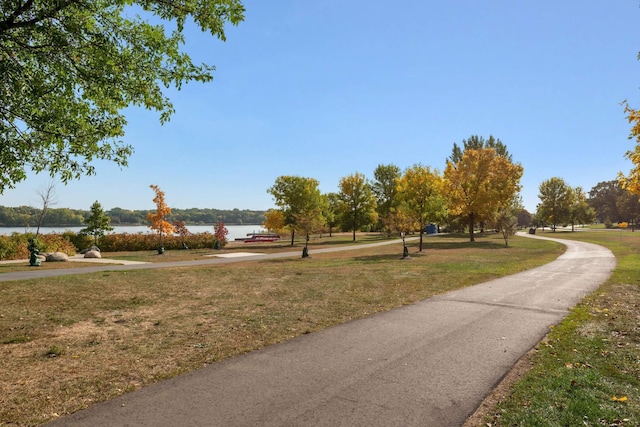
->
<box><xmin>0</xmin><ymin>0</ymin><xmax>245</xmax><ymax>192</ymax></box>
<box><xmin>267</xmin><ymin>176</ymin><xmax>326</xmax><ymax>244</ymax></box>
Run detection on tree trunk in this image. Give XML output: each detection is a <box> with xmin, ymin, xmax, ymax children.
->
<box><xmin>419</xmin><ymin>220</ymin><xmax>424</xmax><ymax>251</ymax></box>
<box><xmin>469</xmin><ymin>212</ymin><xmax>475</xmax><ymax>242</ymax></box>
<box><xmin>352</xmin><ymin>211</ymin><xmax>357</xmax><ymax>241</ymax></box>
<box><xmin>290</xmin><ymin>230</ymin><xmax>295</xmax><ymax>246</ymax></box>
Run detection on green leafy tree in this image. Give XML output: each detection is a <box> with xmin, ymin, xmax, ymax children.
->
<box><xmin>568</xmin><ymin>186</ymin><xmax>594</xmax><ymax>231</ymax></box>
<box><xmin>587</xmin><ymin>180</ymin><xmax>638</xmax><ymax>224</ymax></box>
<box><xmin>616</xmin><ymin>189</ymin><xmax>640</xmax><ymax>227</ymax></box>
<box><xmin>267</xmin><ymin>176</ymin><xmax>324</xmax><ymax>246</ymax></box>
<box><xmin>0</xmin><ymin>0</ymin><xmax>245</xmax><ymax>193</ymax></box>
<box><xmin>80</xmin><ymin>201</ymin><xmax>113</xmax><ymax>246</ymax></box>
<box><xmin>491</xmin><ymin>197</ymin><xmax>521</xmax><ymax>247</ymax></box>
<box><xmin>516</xmin><ymin>208</ymin><xmax>533</xmax><ymax>228</ymax></box>
<box><xmin>337</xmin><ymin>172</ymin><xmax>378</xmax><ymax>241</ymax></box>
<box><xmin>323</xmin><ymin>192</ymin><xmax>340</xmax><ymax>237</ymax></box>
<box><xmin>537</xmin><ymin>177</ymin><xmax>573</xmax><ymax>230</ymax></box>
<box><xmin>588</xmin><ymin>181</ymin><xmax>622</xmax><ymax>223</ymax></box>
<box><xmin>294</xmin><ymin>197</ymin><xmax>327</xmax><ymax>257</ymax></box>
<box><xmin>371</xmin><ymin>164</ymin><xmax>401</xmax><ymax>234</ymax></box>
<box><xmin>448</xmin><ymin>135</ymin><xmax>512</xmax><ymax>164</ymax></box>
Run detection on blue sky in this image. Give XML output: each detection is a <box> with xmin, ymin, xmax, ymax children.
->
<box><xmin>2</xmin><ymin>0</ymin><xmax>640</xmax><ymax>213</ymax></box>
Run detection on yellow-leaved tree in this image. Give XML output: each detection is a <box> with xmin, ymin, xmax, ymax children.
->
<box><xmin>263</xmin><ymin>209</ymin><xmax>286</xmax><ymax>234</ymax></box>
<box><xmin>396</xmin><ymin>164</ymin><xmax>446</xmax><ymax>251</ymax></box>
<box><xmin>337</xmin><ymin>172</ymin><xmax>378</xmax><ymax>241</ymax></box>
<box><xmin>147</xmin><ymin>184</ymin><xmax>175</xmax><ymax>253</ymax></box>
<box><xmin>444</xmin><ymin>147</ymin><xmax>524</xmax><ymax>242</ymax></box>
<box><xmin>619</xmin><ymin>101</ymin><xmax>640</xmax><ymax>195</ymax></box>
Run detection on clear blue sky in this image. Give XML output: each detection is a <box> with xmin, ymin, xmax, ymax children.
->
<box><xmin>2</xmin><ymin>0</ymin><xmax>640</xmax><ymax>213</ymax></box>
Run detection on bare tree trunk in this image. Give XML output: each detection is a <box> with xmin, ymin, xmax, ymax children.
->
<box><xmin>35</xmin><ymin>180</ymin><xmax>57</xmax><ymax>238</ymax></box>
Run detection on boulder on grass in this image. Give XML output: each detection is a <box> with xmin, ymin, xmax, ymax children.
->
<box><xmin>46</xmin><ymin>252</ymin><xmax>69</xmax><ymax>262</ymax></box>
<box><xmin>84</xmin><ymin>250</ymin><xmax>101</xmax><ymax>259</ymax></box>
<box><xmin>80</xmin><ymin>245</ymin><xmax>101</xmax><ymax>254</ymax></box>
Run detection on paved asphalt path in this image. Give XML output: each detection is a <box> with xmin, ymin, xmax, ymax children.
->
<box><xmin>0</xmin><ymin>239</ymin><xmax>410</xmax><ymax>283</ymax></box>
<box><xmin>37</xmin><ymin>233</ymin><xmax>615</xmax><ymax>426</ymax></box>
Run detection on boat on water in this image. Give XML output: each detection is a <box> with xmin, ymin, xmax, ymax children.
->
<box><xmin>237</xmin><ymin>233</ymin><xmax>281</xmax><ymax>243</ymax></box>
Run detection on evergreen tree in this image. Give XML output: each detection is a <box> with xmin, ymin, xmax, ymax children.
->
<box><xmin>80</xmin><ymin>201</ymin><xmax>113</xmax><ymax>246</ymax></box>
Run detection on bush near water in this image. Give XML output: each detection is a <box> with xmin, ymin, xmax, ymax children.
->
<box><xmin>0</xmin><ymin>232</ymin><xmax>226</xmax><ymax>260</ymax></box>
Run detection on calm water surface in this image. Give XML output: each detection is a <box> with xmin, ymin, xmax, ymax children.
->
<box><xmin>0</xmin><ymin>225</ymin><xmax>267</xmax><ymax>241</ymax></box>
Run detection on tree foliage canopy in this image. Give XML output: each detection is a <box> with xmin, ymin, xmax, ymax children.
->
<box><xmin>0</xmin><ymin>0</ymin><xmax>245</xmax><ymax>192</ymax></box>
<box><xmin>492</xmin><ymin>196</ymin><xmax>521</xmax><ymax>247</ymax></box>
<box><xmin>444</xmin><ymin>146</ymin><xmax>523</xmax><ymax>241</ymax></box>
<box><xmin>371</xmin><ymin>163</ymin><xmax>400</xmax><ymax>232</ymax></box>
<box><xmin>267</xmin><ymin>176</ymin><xmax>325</xmax><ymax>245</ymax></box>
<box><xmin>396</xmin><ymin>164</ymin><xmax>446</xmax><ymax>250</ymax></box>
<box><xmin>80</xmin><ymin>200</ymin><xmax>113</xmax><ymax>245</ymax></box>
<box><xmin>568</xmin><ymin>186</ymin><xmax>594</xmax><ymax>229</ymax></box>
<box><xmin>448</xmin><ymin>135</ymin><xmax>512</xmax><ymax>164</ymax></box>
<box><xmin>337</xmin><ymin>172</ymin><xmax>377</xmax><ymax>241</ymax></box>
<box><xmin>620</xmin><ymin>101</ymin><xmax>640</xmax><ymax>196</ymax></box>
<box><xmin>589</xmin><ymin>180</ymin><xmax>624</xmax><ymax>223</ymax></box>
<box><xmin>146</xmin><ymin>184</ymin><xmax>175</xmax><ymax>240</ymax></box>
<box><xmin>537</xmin><ymin>177</ymin><xmax>573</xmax><ymax>229</ymax></box>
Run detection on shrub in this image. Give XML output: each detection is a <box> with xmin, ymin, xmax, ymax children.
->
<box><xmin>63</xmin><ymin>231</ymin><xmax>92</xmax><ymax>252</ymax></box>
<box><xmin>38</xmin><ymin>234</ymin><xmax>77</xmax><ymax>255</ymax></box>
<box><xmin>0</xmin><ymin>232</ymin><xmax>225</xmax><ymax>259</ymax></box>
<box><xmin>0</xmin><ymin>234</ymin><xmax>25</xmax><ymax>260</ymax></box>
<box><xmin>0</xmin><ymin>233</ymin><xmax>76</xmax><ymax>260</ymax></box>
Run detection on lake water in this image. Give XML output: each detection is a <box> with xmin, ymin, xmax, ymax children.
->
<box><xmin>0</xmin><ymin>225</ymin><xmax>267</xmax><ymax>242</ymax></box>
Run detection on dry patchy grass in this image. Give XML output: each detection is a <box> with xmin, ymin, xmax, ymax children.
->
<box><xmin>0</xmin><ymin>233</ymin><xmax>562</xmax><ymax>426</ymax></box>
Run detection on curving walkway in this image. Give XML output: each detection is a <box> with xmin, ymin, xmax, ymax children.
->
<box><xmin>41</xmin><ymin>233</ymin><xmax>615</xmax><ymax>426</ymax></box>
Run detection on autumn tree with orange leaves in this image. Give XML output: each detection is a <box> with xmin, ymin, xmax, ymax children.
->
<box><xmin>213</xmin><ymin>219</ymin><xmax>229</xmax><ymax>249</ymax></box>
<box><xmin>147</xmin><ymin>185</ymin><xmax>175</xmax><ymax>253</ymax></box>
<box><xmin>173</xmin><ymin>220</ymin><xmax>190</xmax><ymax>249</ymax></box>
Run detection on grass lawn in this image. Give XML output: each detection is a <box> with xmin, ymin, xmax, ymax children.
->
<box><xmin>484</xmin><ymin>229</ymin><xmax>640</xmax><ymax>427</ymax></box>
<box><xmin>0</xmin><ymin>232</ymin><xmax>562</xmax><ymax>426</ymax></box>
<box><xmin>0</xmin><ymin>233</ymin><xmax>396</xmax><ymax>270</ymax></box>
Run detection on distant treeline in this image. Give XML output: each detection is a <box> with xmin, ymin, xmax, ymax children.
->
<box><xmin>0</xmin><ymin>206</ymin><xmax>267</xmax><ymax>227</ymax></box>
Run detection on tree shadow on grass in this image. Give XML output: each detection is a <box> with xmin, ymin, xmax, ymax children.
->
<box><xmin>411</xmin><ymin>233</ymin><xmax>507</xmax><ymax>251</ymax></box>
<box><xmin>350</xmin><ymin>252</ymin><xmax>429</xmax><ymax>264</ymax></box>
